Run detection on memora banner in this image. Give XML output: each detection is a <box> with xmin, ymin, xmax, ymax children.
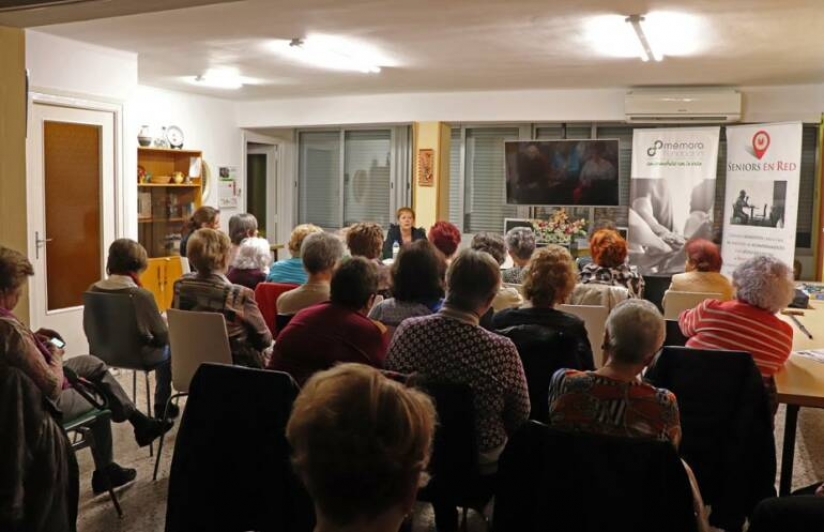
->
<box><xmin>721</xmin><ymin>122</ymin><xmax>802</xmax><ymax>276</ymax></box>
<box><xmin>629</xmin><ymin>127</ymin><xmax>720</xmax><ymax>274</ymax></box>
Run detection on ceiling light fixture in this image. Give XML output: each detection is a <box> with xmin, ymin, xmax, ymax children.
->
<box><xmin>188</xmin><ymin>68</ymin><xmax>246</xmax><ymax>90</ymax></box>
<box><xmin>270</xmin><ymin>36</ymin><xmax>383</xmax><ymax>74</ymax></box>
<box><xmin>626</xmin><ymin>14</ymin><xmax>663</xmax><ymax>62</ymax></box>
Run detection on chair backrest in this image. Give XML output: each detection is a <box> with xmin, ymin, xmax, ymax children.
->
<box><xmin>558</xmin><ymin>304</ymin><xmax>609</xmax><ymax>367</ymax></box>
<box><xmin>275</xmin><ymin>314</ymin><xmax>294</xmax><ymax>334</ymax></box>
<box><xmin>663</xmin><ymin>290</ymin><xmax>722</xmax><ymax>320</ymax></box>
<box><xmin>254</xmin><ymin>282</ymin><xmax>299</xmax><ymax>335</ymax></box>
<box><xmin>664</xmin><ymin>319</ymin><xmax>689</xmax><ymax>347</ymax></box>
<box><xmin>642</xmin><ymin>274</ymin><xmax>673</xmax><ymax>312</ymax></box>
<box><xmin>568</xmin><ymin>283</ymin><xmax>628</xmax><ymax>312</ymax></box>
<box><xmin>166</xmin><ymin>309</ymin><xmax>233</xmax><ymax>393</ymax></box>
<box><xmin>645</xmin><ymin>346</ymin><xmax>776</xmax><ymax>530</ymax></box>
<box><xmin>493</xmin><ymin>421</ymin><xmax>697</xmax><ymax>532</ymax></box>
<box><xmin>165</xmin><ymin>363</ymin><xmax>314</xmax><ymax>532</ymax></box>
<box><xmin>82</xmin><ymin>291</ymin><xmax>147</xmax><ymax>371</ymax></box>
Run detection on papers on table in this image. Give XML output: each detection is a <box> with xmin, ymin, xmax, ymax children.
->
<box><xmin>793</xmin><ymin>349</ymin><xmax>824</xmax><ymax>364</ymax></box>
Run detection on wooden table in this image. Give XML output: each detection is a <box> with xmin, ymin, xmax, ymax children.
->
<box><xmin>775</xmin><ymin>304</ymin><xmax>824</xmax><ymax>495</ymax></box>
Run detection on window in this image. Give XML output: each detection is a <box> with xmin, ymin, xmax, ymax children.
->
<box><xmin>464</xmin><ymin>127</ymin><xmax>520</xmax><ymax>233</ymax></box>
<box><xmin>344</xmin><ymin>130</ymin><xmax>391</xmax><ymax>227</ymax></box>
<box><xmin>299</xmin><ymin>131</ymin><xmax>340</xmax><ymax>228</ymax></box>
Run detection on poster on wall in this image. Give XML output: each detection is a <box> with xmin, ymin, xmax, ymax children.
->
<box><xmin>721</xmin><ymin>122</ymin><xmax>802</xmax><ymax>276</ymax></box>
<box><xmin>628</xmin><ymin>127</ymin><xmax>720</xmax><ymax>274</ymax></box>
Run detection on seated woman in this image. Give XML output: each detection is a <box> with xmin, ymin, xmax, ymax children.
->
<box><xmin>89</xmin><ymin>238</ymin><xmax>174</xmax><ymax>418</ymax></box>
<box><xmin>679</xmin><ymin>255</ymin><xmax>795</xmax><ymax>408</ymax></box>
<box><xmin>470</xmin><ymin>232</ymin><xmax>523</xmax><ymax>312</ymax></box>
<box><xmin>277</xmin><ymin>231</ymin><xmax>344</xmax><ymax>316</ymax></box>
<box><xmin>382</xmin><ymin>207</ymin><xmax>428</xmax><ymax>259</ymax></box>
<box><xmin>346</xmin><ymin>222</ymin><xmax>390</xmax><ymax>294</ymax></box>
<box><xmin>227</xmin><ymin>236</ymin><xmax>272</xmax><ymax>290</ymax></box>
<box><xmin>286</xmin><ymin>363</ymin><xmax>436</xmax><ymax>532</ymax></box>
<box><xmin>227</xmin><ymin>212</ymin><xmax>258</xmax><ymax>265</ymax></box>
<box><xmin>368</xmin><ymin>240</ymin><xmax>445</xmax><ymax>337</ymax></box>
<box><xmin>173</xmin><ymin>228</ymin><xmax>273</xmax><ymax>368</ymax></box>
<box><xmin>579</xmin><ymin>228</ymin><xmax>644</xmax><ymax>298</ymax></box>
<box><xmin>664</xmin><ymin>238</ymin><xmax>734</xmax><ymax>303</ymax></box>
<box><xmin>502</xmin><ymin>227</ymin><xmax>536</xmax><ymax>284</ymax></box>
<box><xmin>180</xmin><ymin>206</ymin><xmax>220</xmax><ymax>259</ymax></box>
<box><xmin>0</xmin><ymin>246</ymin><xmax>171</xmax><ymax>495</ymax></box>
<box><xmin>548</xmin><ymin>299</ymin><xmax>680</xmax><ymax>446</ymax></box>
<box><xmin>266</xmin><ymin>224</ymin><xmax>323</xmax><ymax>285</ymax></box>
<box><xmin>428</xmin><ymin>221</ymin><xmax>462</xmax><ymax>264</ymax></box>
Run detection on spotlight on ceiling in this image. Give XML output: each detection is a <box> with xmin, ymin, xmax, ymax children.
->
<box><xmin>270</xmin><ymin>36</ymin><xmax>383</xmax><ymax>74</ymax></box>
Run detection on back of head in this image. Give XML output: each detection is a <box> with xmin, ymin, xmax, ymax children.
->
<box><xmin>286</xmin><ymin>363</ymin><xmax>436</xmax><ymax>527</ymax></box>
<box><xmin>605</xmin><ymin>299</ymin><xmax>664</xmax><ymax>365</ymax></box>
<box><xmin>288</xmin><ymin>224</ymin><xmax>323</xmax><ymax>257</ymax></box>
<box><xmin>505</xmin><ymin>227</ymin><xmax>536</xmax><ymax>261</ymax></box>
<box><xmin>428</xmin><ymin>221</ymin><xmax>461</xmax><ymax>258</ymax></box>
<box><xmin>0</xmin><ymin>246</ymin><xmax>34</xmax><ymax>295</ymax></box>
<box><xmin>228</xmin><ymin>213</ymin><xmax>258</xmax><ymax>245</ymax></box>
<box><xmin>684</xmin><ymin>238</ymin><xmax>722</xmax><ymax>273</ymax></box>
<box><xmin>301</xmin><ymin>232</ymin><xmax>344</xmax><ymax>275</ymax></box>
<box><xmin>346</xmin><ymin>222</ymin><xmax>384</xmax><ymax>260</ymax></box>
<box><xmin>187</xmin><ymin>228</ymin><xmax>231</xmax><ymax>274</ymax></box>
<box><xmin>733</xmin><ymin>255</ymin><xmax>795</xmax><ymax>313</ymax></box>
<box><xmin>185</xmin><ymin>206</ymin><xmax>220</xmax><ymax>235</ymax></box>
<box><xmin>471</xmin><ymin>232</ymin><xmax>507</xmax><ymax>265</ymax></box>
<box><xmin>391</xmin><ymin>240</ymin><xmax>445</xmax><ymax>305</ymax></box>
<box><xmin>231</xmin><ymin>237</ymin><xmax>272</xmax><ymax>271</ymax></box>
<box><xmin>522</xmin><ymin>245</ymin><xmax>576</xmax><ymax>307</ymax></box>
<box><xmin>331</xmin><ymin>256</ymin><xmax>379</xmax><ymax>310</ymax></box>
<box><xmin>590</xmin><ymin>228</ymin><xmax>627</xmax><ymax>268</ymax></box>
<box><xmin>106</xmin><ymin>238</ymin><xmax>148</xmax><ymax>275</ymax></box>
<box><xmin>445</xmin><ymin>249</ymin><xmax>501</xmax><ymax>312</ymax></box>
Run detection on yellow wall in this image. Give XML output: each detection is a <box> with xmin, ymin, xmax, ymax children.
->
<box><xmin>412</xmin><ymin>122</ymin><xmax>451</xmax><ymax>231</ymax></box>
<box><xmin>0</xmin><ymin>26</ymin><xmax>29</xmax><ymax>322</ymax></box>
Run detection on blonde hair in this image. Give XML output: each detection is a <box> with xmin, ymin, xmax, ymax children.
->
<box><xmin>288</xmin><ymin>224</ymin><xmax>323</xmax><ymax>257</ymax></box>
<box><xmin>522</xmin><ymin>245</ymin><xmax>577</xmax><ymax>307</ymax></box>
<box><xmin>187</xmin><ymin>228</ymin><xmax>231</xmax><ymax>274</ymax></box>
<box><xmin>287</xmin><ymin>363</ymin><xmax>436</xmax><ymax>526</ymax></box>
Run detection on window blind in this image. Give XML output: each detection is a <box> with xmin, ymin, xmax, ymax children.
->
<box><xmin>343</xmin><ymin>130</ymin><xmax>392</xmax><ymax>227</ymax></box>
<box><xmin>299</xmin><ymin>131</ymin><xmax>341</xmax><ymax>228</ymax></box>
<box><xmin>465</xmin><ymin>127</ymin><xmax>519</xmax><ymax>233</ymax></box>
<box><xmin>449</xmin><ymin>127</ymin><xmax>462</xmax><ymax>228</ymax></box>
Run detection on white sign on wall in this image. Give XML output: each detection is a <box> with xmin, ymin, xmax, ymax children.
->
<box><xmin>721</xmin><ymin>122</ymin><xmax>802</xmax><ymax>275</ymax></box>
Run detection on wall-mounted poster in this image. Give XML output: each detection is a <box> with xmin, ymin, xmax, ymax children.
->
<box><xmin>418</xmin><ymin>149</ymin><xmax>434</xmax><ymax>187</ymax></box>
<box><xmin>628</xmin><ymin>127</ymin><xmax>720</xmax><ymax>275</ymax></box>
<box><xmin>218</xmin><ymin>165</ymin><xmax>237</xmax><ymax>181</ymax></box>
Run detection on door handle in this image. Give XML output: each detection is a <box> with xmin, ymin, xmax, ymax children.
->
<box><xmin>35</xmin><ymin>231</ymin><xmax>53</xmax><ymax>259</ymax></box>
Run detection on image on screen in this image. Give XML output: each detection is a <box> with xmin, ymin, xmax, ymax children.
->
<box><xmin>505</xmin><ymin>139</ymin><xmax>620</xmax><ymax>206</ymax></box>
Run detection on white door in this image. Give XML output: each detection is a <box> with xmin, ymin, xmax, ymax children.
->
<box><xmin>27</xmin><ymin>103</ymin><xmax>116</xmax><ymax>357</ymax></box>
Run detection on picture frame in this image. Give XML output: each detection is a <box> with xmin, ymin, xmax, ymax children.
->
<box><xmin>418</xmin><ymin>148</ymin><xmax>434</xmax><ymax>187</ymax></box>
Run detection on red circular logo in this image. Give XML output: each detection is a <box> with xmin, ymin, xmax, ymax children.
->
<box><xmin>752</xmin><ymin>130</ymin><xmax>770</xmax><ymax>160</ymax></box>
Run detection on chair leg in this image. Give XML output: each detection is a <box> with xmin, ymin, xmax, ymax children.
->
<box><xmin>144</xmin><ymin>371</ymin><xmax>154</xmax><ymax>457</ymax></box>
<box><xmin>461</xmin><ymin>507</ymin><xmax>469</xmax><ymax>532</ymax></box>
<box><xmin>79</xmin><ymin>426</ymin><xmax>123</xmax><ymax>519</ymax></box>
<box><xmin>153</xmin><ymin>392</ymin><xmax>185</xmax><ymax>481</ymax></box>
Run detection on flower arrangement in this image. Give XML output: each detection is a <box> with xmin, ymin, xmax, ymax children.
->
<box><xmin>531</xmin><ymin>209</ymin><xmax>588</xmax><ymax>244</ymax></box>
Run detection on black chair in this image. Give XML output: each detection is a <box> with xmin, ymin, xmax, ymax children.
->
<box><xmin>749</xmin><ymin>492</ymin><xmax>824</xmax><ymax>532</ymax></box>
<box><xmin>165</xmin><ymin>363</ymin><xmax>314</xmax><ymax>532</ymax></box>
<box><xmin>0</xmin><ymin>366</ymin><xmax>80</xmax><ymax>532</ymax></box>
<box><xmin>665</xmin><ymin>319</ymin><xmax>689</xmax><ymax>347</ymax></box>
<box><xmin>642</xmin><ymin>274</ymin><xmax>673</xmax><ymax>312</ymax></box>
<box><xmin>493</xmin><ymin>421</ymin><xmax>697</xmax><ymax>532</ymax></box>
<box><xmin>645</xmin><ymin>346</ymin><xmax>776</xmax><ymax>532</ymax></box>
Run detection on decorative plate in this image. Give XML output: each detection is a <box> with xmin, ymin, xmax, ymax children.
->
<box><xmin>166</xmin><ymin>125</ymin><xmax>184</xmax><ymax>149</ymax></box>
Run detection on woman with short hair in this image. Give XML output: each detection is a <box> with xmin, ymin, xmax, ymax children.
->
<box><xmin>227</xmin><ymin>236</ymin><xmax>272</xmax><ymax>290</ymax></box>
<box><xmin>277</xmin><ymin>232</ymin><xmax>345</xmax><ymax>316</ymax></box>
<box><xmin>382</xmin><ymin>207</ymin><xmax>428</xmax><ymax>259</ymax></box>
<box><xmin>580</xmin><ymin>228</ymin><xmax>644</xmax><ymax>297</ymax></box>
<box><xmin>347</xmin><ymin>222</ymin><xmax>390</xmax><ymax>293</ymax></box>
<box><xmin>180</xmin><ymin>206</ymin><xmax>220</xmax><ymax>259</ymax></box>
<box><xmin>665</xmin><ymin>239</ymin><xmax>734</xmax><ymax>302</ymax></box>
<box><xmin>471</xmin><ymin>232</ymin><xmax>523</xmax><ymax>312</ymax></box>
<box><xmin>267</xmin><ymin>224</ymin><xmax>323</xmax><ymax>285</ymax></box>
<box><xmin>503</xmin><ymin>227</ymin><xmax>536</xmax><ymax>284</ymax></box>
<box><xmin>286</xmin><ymin>363</ymin><xmax>436</xmax><ymax>532</ymax></box>
<box><xmin>173</xmin><ymin>228</ymin><xmax>272</xmax><ymax>368</ymax></box>
<box><xmin>227</xmin><ymin>212</ymin><xmax>258</xmax><ymax>265</ymax></box>
<box><xmin>428</xmin><ymin>221</ymin><xmax>462</xmax><ymax>264</ymax></box>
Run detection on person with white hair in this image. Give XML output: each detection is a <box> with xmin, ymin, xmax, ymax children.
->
<box><xmin>227</xmin><ymin>236</ymin><xmax>272</xmax><ymax>290</ymax></box>
<box><xmin>502</xmin><ymin>227</ymin><xmax>536</xmax><ymax>284</ymax></box>
<box><xmin>548</xmin><ymin>299</ymin><xmax>681</xmax><ymax>446</ymax></box>
<box><xmin>678</xmin><ymin>255</ymin><xmax>795</xmax><ymax>380</ymax></box>
<box><xmin>277</xmin><ymin>231</ymin><xmax>345</xmax><ymax>316</ymax></box>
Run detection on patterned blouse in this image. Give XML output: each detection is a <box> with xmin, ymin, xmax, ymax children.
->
<box><xmin>579</xmin><ymin>262</ymin><xmax>645</xmax><ymax>298</ymax></box>
<box><xmin>548</xmin><ymin>369</ymin><xmax>681</xmax><ymax>446</ymax></box>
<box><xmin>386</xmin><ymin>307</ymin><xmax>530</xmax><ymax>463</ymax></box>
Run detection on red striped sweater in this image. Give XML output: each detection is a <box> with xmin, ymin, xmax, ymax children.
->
<box><xmin>678</xmin><ymin>299</ymin><xmax>793</xmax><ymax>377</ymax></box>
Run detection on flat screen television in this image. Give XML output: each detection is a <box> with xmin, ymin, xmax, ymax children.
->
<box><xmin>505</xmin><ymin>139</ymin><xmax>620</xmax><ymax>206</ymax></box>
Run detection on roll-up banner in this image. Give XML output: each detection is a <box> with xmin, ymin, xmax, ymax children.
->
<box><xmin>721</xmin><ymin>122</ymin><xmax>802</xmax><ymax>276</ymax></box>
<box><xmin>629</xmin><ymin>127</ymin><xmax>720</xmax><ymax>275</ymax></box>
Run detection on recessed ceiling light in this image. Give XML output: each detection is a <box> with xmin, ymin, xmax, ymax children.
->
<box><xmin>585</xmin><ymin>12</ymin><xmax>703</xmax><ymax>61</ymax></box>
<box><xmin>186</xmin><ymin>68</ymin><xmax>248</xmax><ymax>90</ymax></box>
<box><xmin>268</xmin><ymin>35</ymin><xmax>385</xmax><ymax>74</ymax></box>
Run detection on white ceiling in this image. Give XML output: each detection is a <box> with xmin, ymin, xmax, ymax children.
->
<box><xmin>22</xmin><ymin>0</ymin><xmax>824</xmax><ymax>100</ymax></box>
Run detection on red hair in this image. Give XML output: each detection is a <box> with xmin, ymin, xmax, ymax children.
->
<box><xmin>428</xmin><ymin>221</ymin><xmax>461</xmax><ymax>258</ymax></box>
<box><xmin>685</xmin><ymin>238</ymin><xmax>722</xmax><ymax>272</ymax></box>
<box><xmin>589</xmin><ymin>229</ymin><xmax>627</xmax><ymax>268</ymax></box>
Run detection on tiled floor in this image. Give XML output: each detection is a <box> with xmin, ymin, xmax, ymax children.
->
<box><xmin>76</xmin><ymin>371</ymin><xmax>824</xmax><ymax>532</ymax></box>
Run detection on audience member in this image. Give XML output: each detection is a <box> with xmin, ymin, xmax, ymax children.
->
<box><xmin>471</xmin><ymin>232</ymin><xmax>523</xmax><ymax>311</ymax></box>
<box><xmin>382</xmin><ymin>207</ymin><xmax>428</xmax><ymax>259</ymax></box>
<box><xmin>580</xmin><ymin>228</ymin><xmax>644</xmax><ymax>297</ymax></box>
<box><xmin>286</xmin><ymin>363</ymin><xmax>436</xmax><ymax>532</ymax></box>
<box><xmin>664</xmin><ymin>238</ymin><xmax>734</xmax><ymax>303</ymax></box>
<box><xmin>346</xmin><ymin>222</ymin><xmax>390</xmax><ymax>293</ymax></box>
<box><xmin>267</xmin><ymin>224</ymin><xmax>323</xmax><ymax>284</ymax></box>
<box><xmin>269</xmin><ymin>257</ymin><xmax>389</xmax><ymax>385</ymax></box>
<box><xmin>369</xmin><ymin>240</ymin><xmax>445</xmax><ymax>336</ymax></box>
<box><xmin>277</xmin><ymin>231</ymin><xmax>344</xmax><ymax>316</ymax></box>
<box><xmin>227</xmin><ymin>236</ymin><xmax>272</xmax><ymax>290</ymax></box>
<box><xmin>227</xmin><ymin>212</ymin><xmax>259</xmax><ymax>265</ymax></box>
<box><xmin>502</xmin><ymin>227</ymin><xmax>536</xmax><ymax>283</ymax></box>
<box><xmin>749</xmin><ymin>483</ymin><xmax>824</xmax><ymax>532</ymax></box>
<box><xmin>89</xmin><ymin>238</ymin><xmax>174</xmax><ymax>418</ymax></box>
<box><xmin>548</xmin><ymin>299</ymin><xmax>681</xmax><ymax>446</ymax></box>
<box><xmin>428</xmin><ymin>221</ymin><xmax>462</xmax><ymax>264</ymax></box>
<box><xmin>180</xmin><ymin>206</ymin><xmax>220</xmax><ymax>259</ymax></box>
<box><xmin>174</xmin><ymin>229</ymin><xmax>272</xmax><ymax>368</ymax></box>
<box><xmin>0</xmin><ymin>246</ymin><xmax>171</xmax><ymax>494</ymax></box>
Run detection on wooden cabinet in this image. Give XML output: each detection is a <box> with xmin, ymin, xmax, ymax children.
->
<box><xmin>137</xmin><ymin>147</ymin><xmax>203</xmax><ymax>258</ymax></box>
<box><xmin>140</xmin><ymin>256</ymin><xmax>186</xmax><ymax>312</ymax></box>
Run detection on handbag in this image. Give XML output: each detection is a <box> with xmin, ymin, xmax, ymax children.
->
<box><xmin>62</xmin><ymin>366</ymin><xmax>108</xmax><ymax>410</ymax></box>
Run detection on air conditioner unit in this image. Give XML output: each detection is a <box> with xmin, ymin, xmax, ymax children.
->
<box><xmin>625</xmin><ymin>89</ymin><xmax>742</xmax><ymax>124</ymax></box>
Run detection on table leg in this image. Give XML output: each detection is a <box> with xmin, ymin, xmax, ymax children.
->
<box><xmin>780</xmin><ymin>404</ymin><xmax>800</xmax><ymax>496</ymax></box>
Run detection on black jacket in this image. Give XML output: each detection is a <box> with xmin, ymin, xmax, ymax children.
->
<box><xmin>381</xmin><ymin>224</ymin><xmax>427</xmax><ymax>259</ymax></box>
